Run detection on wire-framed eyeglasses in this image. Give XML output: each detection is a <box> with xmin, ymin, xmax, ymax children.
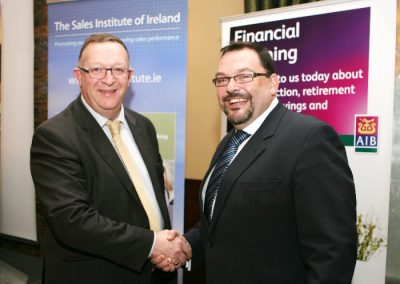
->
<box><xmin>212</xmin><ymin>72</ymin><xmax>271</xmax><ymax>87</ymax></box>
<box><xmin>78</xmin><ymin>66</ymin><xmax>130</xmax><ymax>79</ymax></box>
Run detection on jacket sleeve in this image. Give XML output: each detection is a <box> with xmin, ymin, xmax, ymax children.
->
<box><xmin>30</xmin><ymin>123</ymin><xmax>154</xmax><ymax>272</ymax></box>
<box><xmin>294</xmin><ymin>122</ymin><xmax>357</xmax><ymax>284</ymax></box>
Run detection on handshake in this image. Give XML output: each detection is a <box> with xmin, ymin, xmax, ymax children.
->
<box><xmin>150</xmin><ymin>230</ymin><xmax>192</xmax><ymax>272</ymax></box>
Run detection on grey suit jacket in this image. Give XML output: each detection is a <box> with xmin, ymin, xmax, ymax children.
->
<box><xmin>31</xmin><ymin>97</ymin><xmax>174</xmax><ymax>284</ymax></box>
<box><xmin>186</xmin><ymin>103</ymin><xmax>357</xmax><ymax>284</ymax></box>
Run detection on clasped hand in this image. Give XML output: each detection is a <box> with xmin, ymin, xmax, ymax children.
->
<box><xmin>150</xmin><ymin>230</ymin><xmax>192</xmax><ymax>272</ymax></box>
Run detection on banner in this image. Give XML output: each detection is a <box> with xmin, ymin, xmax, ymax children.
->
<box><xmin>221</xmin><ymin>0</ymin><xmax>396</xmax><ymax>283</ymax></box>
<box><xmin>48</xmin><ymin>0</ymin><xmax>187</xmax><ymax>234</ymax></box>
<box><xmin>229</xmin><ymin>6</ymin><xmax>369</xmax><ymax>144</ymax></box>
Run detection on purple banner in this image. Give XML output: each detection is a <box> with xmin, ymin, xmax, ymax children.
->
<box><xmin>230</xmin><ymin>8</ymin><xmax>370</xmax><ymax>139</ymax></box>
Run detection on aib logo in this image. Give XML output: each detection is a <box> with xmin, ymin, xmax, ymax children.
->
<box><xmin>354</xmin><ymin>115</ymin><xmax>378</xmax><ymax>153</ymax></box>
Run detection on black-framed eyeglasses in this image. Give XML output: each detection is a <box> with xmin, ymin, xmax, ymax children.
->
<box><xmin>212</xmin><ymin>72</ymin><xmax>271</xmax><ymax>87</ymax></box>
<box><xmin>78</xmin><ymin>66</ymin><xmax>130</xmax><ymax>79</ymax></box>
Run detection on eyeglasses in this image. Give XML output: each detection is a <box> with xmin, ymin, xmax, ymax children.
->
<box><xmin>212</xmin><ymin>72</ymin><xmax>271</xmax><ymax>87</ymax></box>
<box><xmin>78</xmin><ymin>66</ymin><xmax>130</xmax><ymax>79</ymax></box>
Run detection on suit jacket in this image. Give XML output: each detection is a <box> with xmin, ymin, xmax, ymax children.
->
<box><xmin>186</xmin><ymin>103</ymin><xmax>357</xmax><ymax>284</ymax></box>
<box><xmin>30</xmin><ymin>97</ymin><xmax>175</xmax><ymax>284</ymax></box>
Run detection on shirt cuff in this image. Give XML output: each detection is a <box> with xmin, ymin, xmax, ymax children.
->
<box><xmin>148</xmin><ymin>231</ymin><xmax>156</xmax><ymax>257</ymax></box>
<box><xmin>185</xmin><ymin>259</ymin><xmax>191</xmax><ymax>271</ymax></box>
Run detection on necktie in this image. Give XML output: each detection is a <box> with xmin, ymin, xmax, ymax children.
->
<box><xmin>107</xmin><ymin>119</ymin><xmax>162</xmax><ymax>232</ymax></box>
<box><xmin>204</xmin><ymin>130</ymin><xmax>250</xmax><ymax>223</ymax></box>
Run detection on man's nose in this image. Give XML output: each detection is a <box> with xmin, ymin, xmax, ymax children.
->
<box><xmin>102</xmin><ymin>69</ymin><xmax>116</xmax><ymax>82</ymax></box>
<box><xmin>226</xmin><ymin>77</ymin><xmax>239</xmax><ymax>92</ymax></box>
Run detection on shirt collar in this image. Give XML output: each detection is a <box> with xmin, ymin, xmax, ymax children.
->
<box><xmin>80</xmin><ymin>95</ymin><xmax>127</xmax><ymax>128</ymax></box>
<box><xmin>243</xmin><ymin>97</ymin><xmax>279</xmax><ymax>135</ymax></box>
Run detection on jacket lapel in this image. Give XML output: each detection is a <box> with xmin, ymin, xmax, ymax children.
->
<box><xmin>197</xmin><ymin>133</ymin><xmax>233</xmax><ymax>231</ymax></box>
<box><xmin>208</xmin><ymin>103</ymin><xmax>287</xmax><ymax>234</ymax></box>
<box><xmin>73</xmin><ymin>98</ymin><xmax>143</xmax><ymax>205</ymax></box>
<box><xmin>124</xmin><ymin>111</ymin><xmax>171</xmax><ymax>229</ymax></box>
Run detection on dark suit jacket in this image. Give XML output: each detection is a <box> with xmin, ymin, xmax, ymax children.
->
<box><xmin>30</xmin><ymin>97</ymin><xmax>174</xmax><ymax>284</ymax></box>
<box><xmin>186</xmin><ymin>103</ymin><xmax>357</xmax><ymax>284</ymax></box>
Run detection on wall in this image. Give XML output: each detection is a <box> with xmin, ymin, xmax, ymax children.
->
<box><xmin>386</xmin><ymin>2</ymin><xmax>400</xmax><ymax>282</ymax></box>
<box><xmin>0</xmin><ymin>0</ymin><xmax>36</xmax><ymax>241</ymax></box>
<box><xmin>186</xmin><ymin>0</ymin><xmax>243</xmax><ymax>179</ymax></box>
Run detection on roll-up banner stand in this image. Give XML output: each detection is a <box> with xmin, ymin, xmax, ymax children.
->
<box><xmin>221</xmin><ymin>1</ymin><xmax>396</xmax><ymax>283</ymax></box>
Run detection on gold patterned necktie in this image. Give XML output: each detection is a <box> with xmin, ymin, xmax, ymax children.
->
<box><xmin>107</xmin><ymin>119</ymin><xmax>162</xmax><ymax>232</ymax></box>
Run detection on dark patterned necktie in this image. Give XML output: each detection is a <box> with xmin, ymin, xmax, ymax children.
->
<box><xmin>204</xmin><ymin>130</ymin><xmax>250</xmax><ymax>223</ymax></box>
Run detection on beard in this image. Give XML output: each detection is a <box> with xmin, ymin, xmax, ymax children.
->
<box><xmin>222</xmin><ymin>93</ymin><xmax>254</xmax><ymax>126</ymax></box>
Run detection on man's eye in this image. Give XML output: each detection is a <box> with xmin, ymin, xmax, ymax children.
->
<box><xmin>237</xmin><ymin>74</ymin><xmax>252</xmax><ymax>80</ymax></box>
<box><xmin>90</xmin><ymin>67</ymin><xmax>103</xmax><ymax>74</ymax></box>
<box><xmin>113</xmin><ymin>67</ymin><xmax>126</xmax><ymax>74</ymax></box>
<box><xmin>216</xmin><ymin>78</ymin><xmax>228</xmax><ymax>83</ymax></box>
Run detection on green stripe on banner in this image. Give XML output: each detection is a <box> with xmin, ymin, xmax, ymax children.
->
<box><xmin>340</xmin><ymin>135</ymin><xmax>354</xmax><ymax>146</ymax></box>
<box><xmin>355</xmin><ymin>148</ymin><xmax>378</xmax><ymax>153</ymax></box>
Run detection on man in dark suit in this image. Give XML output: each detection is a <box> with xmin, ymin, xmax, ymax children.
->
<box><xmin>30</xmin><ymin>33</ymin><xmax>190</xmax><ymax>284</ymax></box>
<box><xmin>184</xmin><ymin>42</ymin><xmax>357</xmax><ymax>283</ymax></box>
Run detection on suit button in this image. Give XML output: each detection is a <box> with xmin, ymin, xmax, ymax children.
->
<box><xmin>207</xmin><ymin>242</ymin><xmax>213</xmax><ymax>248</ymax></box>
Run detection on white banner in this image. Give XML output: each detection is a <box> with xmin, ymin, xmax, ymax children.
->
<box><xmin>221</xmin><ymin>0</ymin><xmax>396</xmax><ymax>283</ymax></box>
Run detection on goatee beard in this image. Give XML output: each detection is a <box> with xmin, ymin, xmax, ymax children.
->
<box><xmin>222</xmin><ymin>93</ymin><xmax>253</xmax><ymax>125</ymax></box>
<box><xmin>225</xmin><ymin>109</ymin><xmax>253</xmax><ymax>125</ymax></box>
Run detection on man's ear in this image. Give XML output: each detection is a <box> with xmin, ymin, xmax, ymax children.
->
<box><xmin>270</xmin><ymin>73</ymin><xmax>280</xmax><ymax>95</ymax></box>
<box><xmin>73</xmin><ymin>68</ymin><xmax>83</xmax><ymax>87</ymax></box>
<box><xmin>128</xmin><ymin>68</ymin><xmax>134</xmax><ymax>79</ymax></box>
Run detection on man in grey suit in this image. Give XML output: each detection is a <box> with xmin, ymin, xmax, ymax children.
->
<box><xmin>30</xmin><ymin>33</ymin><xmax>191</xmax><ymax>284</ymax></box>
<box><xmin>182</xmin><ymin>42</ymin><xmax>357</xmax><ymax>283</ymax></box>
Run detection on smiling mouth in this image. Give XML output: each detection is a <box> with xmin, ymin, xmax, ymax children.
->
<box><xmin>224</xmin><ymin>95</ymin><xmax>250</xmax><ymax>107</ymax></box>
<box><xmin>100</xmin><ymin>89</ymin><xmax>117</xmax><ymax>95</ymax></box>
<box><xmin>227</xmin><ymin>97</ymin><xmax>248</xmax><ymax>104</ymax></box>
